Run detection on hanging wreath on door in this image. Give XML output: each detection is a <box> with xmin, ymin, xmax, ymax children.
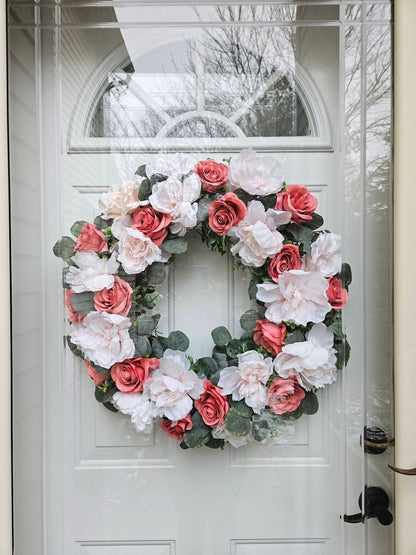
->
<box><xmin>54</xmin><ymin>149</ymin><xmax>351</xmax><ymax>449</ymax></box>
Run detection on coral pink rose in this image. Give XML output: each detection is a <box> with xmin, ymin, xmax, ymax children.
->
<box><xmin>326</xmin><ymin>277</ymin><xmax>348</xmax><ymax>309</ymax></box>
<box><xmin>160</xmin><ymin>414</ymin><xmax>193</xmax><ymax>441</ymax></box>
<box><xmin>94</xmin><ymin>276</ymin><xmax>133</xmax><ymax>317</ymax></box>
<box><xmin>275</xmin><ymin>184</ymin><xmax>318</xmax><ymax>224</ymax></box>
<box><xmin>111</xmin><ymin>357</ymin><xmax>159</xmax><ymax>393</ymax></box>
<box><xmin>65</xmin><ymin>289</ymin><xmax>85</xmax><ymax>323</ymax></box>
<box><xmin>208</xmin><ymin>192</ymin><xmax>248</xmax><ymax>236</ymax></box>
<box><xmin>194</xmin><ymin>159</ymin><xmax>229</xmax><ymax>193</ymax></box>
<box><xmin>268</xmin><ymin>244</ymin><xmax>302</xmax><ymax>282</ymax></box>
<box><xmin>267</xmin><ymin>376</ymin><xmax>305</xmax><ymax>415</ymax></box>
<box><xmin>74</xmin><ymin>222</ymin><xmax>108</xmax><ymax>253</ymax></box>
<box><xmin>132</xmin><ymin>206</ymin><xmax>172</xmax><ymax>246</ymax></box>
<box><xmin>194</xmin><ymin>380</ymin><xmax>230</xmax><ymax>427</ymax></box>
<box><xmin>85</xmin><ymin>361</ymin><xmax>107</xmax><ymax>386</ymax></box>
<box><xmin>253</xmin><ymin>320</ymin><xmax>286</xmax><ymax>357</ymax></box>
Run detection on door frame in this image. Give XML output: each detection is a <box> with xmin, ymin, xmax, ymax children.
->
<box><xmin>1</xmin><ymin>1</ymin><xmax>414</xmax><ymax>553</ymax></box>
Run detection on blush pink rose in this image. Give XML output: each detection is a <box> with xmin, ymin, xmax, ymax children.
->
<box><xmin>194</xmin><ymin>159</ymin><xmax>229</xmax><ymax>193</ymax></box>
<box><xmin>275</xmin><ymin>184</ymin><xmax>318</xmax><ymax>224</ymax></box>
<box><xmin>132</xmin><ymin>206</ymin><xmax>172</xmax><ymax>246</ymax></box>
<box><xmin>326</xmin><ymin>277</ymin><xmax>348</xmax><ymax>309</ymax></box>
<box><xmin>268</xmin><ymin>244</ymin><xmax>302</xmax><ymax>283</ymax></box>
<box><xmin>111</xmin><ymin>357</ymin><xmax>159</xmax><ymax>393</ymax></box>
<box><xmin>85</xmin><ymin>361</ymin><xmax>107</xmax><ymax>386</ymax></box>
<box><xmin>65</xmin><ymin>289</ymin><xmax>86</xmax><ymax>323</ymax></box>
<box><xmin>208</xmin><ymin>192</ymin><xmax>248</xmax><ymax>236</ymax></box>
<box><xmin>267</xmin><ymin>376</ymin><xmax>305</xmax><ymax>415</ymax></box>
<box><xmin>194</xmin><ymin>380</ymin><xmax>230</xmax><ymax>427</ymax></box>
<box><xmin>160</xmin><ymin>414</ymin><xmax>193</xmax><ymax>441</ymax></box>
<box><xmin>94</xmin><ymin>276</ymin><xmax>133</xmax><ymax>317</ymax></box>
<box><xmin>253</xmin><ymin>320</ymin><xmax>286</xmax><ymax>357</ymax></box>
<box><xmin>74</xmin><ymin>223</ymin><xmax>108</xmax><ymax>253</ymax></box>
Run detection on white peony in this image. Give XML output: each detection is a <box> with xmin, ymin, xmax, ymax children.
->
<box><xmin>304</xmin><ymin>232</ymin><xmax>342</xmax><ymax>277</ymax></box>
<box><xmin>218</xmin><ymin>350</ymin><xmax>273</xmax><ymax>414</ymax></box>
<box><xmin>274</xmin><ymin>323</ymin><xmax>337</xmax><ymax>390</ymax></box>
<box><xmin>142</xmin><ymin>349</ymin><xmax>205</xmax><ymax>421</ymax></box>
<box><xmin>111</xmin><ymin>215</ymin><xmax>133</xmax><ymax>239</ymax></box>
<box><xmin>212</xmin><ymin>423</ymin><xmax>251</xmax><ymax>448</ymax></box>
<box><xmin>149</xmin><ymin>174</ymin><xmax>200</xmax><ymax>236</ymax></box>
<box><xmin>230</xmin><ymin>200</ymin><xmax>290</xmax><ymax>267</ymax></box>
<box><xmin>98</xmin><ymin>179</ymin><xmax>146</xmax><ymax>220</ymax></box>
<box><xmin>66</xmin><ymin>251</ymin><xmax>119</xmax><ymax>293</ymax></box>
<box><xmin>70</xmin><ymin>311</ymin><xmax>135</xmax><ymax>369</ymax></box>
<box><xmin>146</xmin><ymin>153</ymin><xmax>195</xmax><ymax>179</ymax></box>
<box><xmin>256</xmin><ymin>270</ymin><xmax>331</xmax><ymax>326</ymax></box>
<box><xmin>117</xmin><ymin>227</ymin><xmax>162</xmax><ymax>274</ymax></box>
<box><xmin>228</xmin><ymin>148</ymin><xmax>285</xmax><ymax>195</ymax></box>
<box><xmin>112</xmin><ymin>392</ymin><xmax>161</xmax><ymax>434</ymax></box>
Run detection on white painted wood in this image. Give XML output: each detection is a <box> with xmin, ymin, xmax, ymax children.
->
<box><xmin>8</xmin><ymin>3</ymin><xmax>394</xmax><ymax>554</ymax></box>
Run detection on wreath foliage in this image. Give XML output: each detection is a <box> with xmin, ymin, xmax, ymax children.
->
<box><xmin>54</xmin><ymin>150</ymin><xmax>351</xmax><ymax>449</ymax></box>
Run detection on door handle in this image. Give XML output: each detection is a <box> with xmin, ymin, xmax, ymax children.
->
<box><xmin>388</xmin><ymin>464</ymin><xmax>416</xmax><ymax>475</ymax></box>
<box><xmin>362</xmin><ymin>426</ymin><xmax>395</xmax><ymax>455</ymax></box>
<box><xmin>343</xmin><ymin>487</ymin><xmax>393</xmax><ymax>526</ymax></box>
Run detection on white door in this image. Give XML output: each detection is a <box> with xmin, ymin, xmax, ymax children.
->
<box><xmin>9</xmin><ymin>3</ymin><xmax>394</xmax><ymax>555</ymax></box>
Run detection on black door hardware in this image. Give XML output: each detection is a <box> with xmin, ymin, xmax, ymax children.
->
<box><xmin>343</xmin><ymin>486</ymin><xmax>393</xmax><ymax>525</ymax></box>
<box><xmin>362</xmin><ymin>426</ymin><xmax>395</xmax><ymax>455</ymax></box>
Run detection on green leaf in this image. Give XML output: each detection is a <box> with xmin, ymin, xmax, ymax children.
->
<box><xmin>151</xmin><ymin>337</ymin><xmax>166</xmax><ymax>358</ymax></box>
<box><xmin>162</xmin><ymin>237</ymin><xmax>188</xmax><ymax>254</ymax></box>
<box><xmin>340</xmin><ymin>262</ymin><xmax>352</xmax><ymax>289</ymax></box>
<box><xmin>197</xmin><ymin>197</ymin><xmax>212</xmax><ymax>223</ymax></box>
<box><xmin>212</xmin><ymin>352</ymin><xmax>228</xmax><ymax>370</ymax></box>
<box><xmin>66</xmin><ymin>336</ymin><xmax>84</xmax><ymax>359</ymax></box>
<box><xmin>344</xmin><ymin>339</ymin><xmax>351</xmax><ymax>366</ymax></box>
<box><xmin>167</xmin><ymin>330</ymin><xmax>189</xmax><ymax>352</ymax></box>
<box><xmin>226</xmin><ymin>338</ymin><xmax>243</xmax><ymax>358</ymax></box>
<box><xmin>300</xmin><ymin>391</ymin><xmax>319</xmax><ymax>415</ymax></box>
<box><xmin>62</xmin><ymin>268</ymin><xmax>70</xmax><ymax>289</ymax></box>
<box><xmin>136</xmin><ymin>315</ymin><xmax>157</xmax><ymax>335</ymax></box>
<box><xmin>94</xmin><ymin>215</ymin><xmax>111</xmax><ymax>231</ymax></box>
<box><xmin>240</xmin><ymin>309</ymin><xmax>259</xmax><ymax>331</ymax></box>
<box><xmin>286</xmin><ymin>224</ymin><xmax>314</xmax><ymax>254</ymax></box>
<box><xmin>302</xmin><ymin>213</ymin><xmax>324</xmax><ymax>230</ymax></box>
<box><xmin>229</xmin><ymin>400</ymin><xmax>253</xmax><ymax>418</ymax></box>
<box><xmin>89</xmin><ymin>361</ymin><xmax>109</xmax><ymax>376</ymax></box>
<box><xmin>53</xmin><ymin>236</ymin><xmax>76</xmax><ymax>265</ymax></box>
<box><xmin>259</xmin><ymin>194</ymin><xmax>277</xmax><ymax>210</ymax></box>
<box><xmin>135</xmin><ymin>164</ymin><xmax>147</xmax><ymax>177</ymax></box>
<box><xmin>224</xmin><ymin>407</ymin><xmax>251</xmax><ymax>437</ymax></box>
<box><xmin>183</xmin><ymin>412</ymin><xmax>211</xmax><ymax>448</ymax></box>
<box><xmin>138</xmin><ymin>178</ymin><xmax>152</xmax><ymax>201</ymax></box>
<box><xmin>70</xmin><ymin>220</ymin><xmax>88</xmax><ymax>238</ymax></box>
<box><xmin>248</xmin><ymin>278</ymin><xmax>258</xmax><ymax>300</ymax></box>
<box><xmin>95</xmin><ymin>385</ymin><xmax>117</xmax><ymax>404</ymax></box>
<box><xmin>133</xmin><ymin>335</ymin><xmax>151</xmax><ymax>357</ymax></box>
<box><xmin>103</xmin><ymin>401</ymin><xmax>119</xmax><ymax>413</ymax></box>
<box><xmin>279</xmin><ymin>406</ymin><xmax>303</xmax><ymax>421</ymax></box>
<box><xmin>150</xmin><ymin>173</ymin><xmax>167</xmax><ymax>186</ymax></box>
<box><xmin>193</xmin><ymin>357</ymin><xmax>218</xmax><ymax>378</ymax></box>
<box><xmin>70</xmin><ymin>291</ymin><xmax>95</xmax><ymax>315</ymax></box>
<box><xmin>328</xmin><ymin>322</ymin><xmax>345</xmax><ymax>340</ymax></box>
<box><xmin>205</xmin><ymin>436</ymin><xmax>225</xmax><ymax>449</ymax></box>
<box><xmin>211</xmin><ymin>326</ymin><xmax>232</xmax><ymax>346</ymax></box>
<box><xmin>240</xmin><ymin>330</ymin><xmax>254</xmax><ymax>341</ymax></box>
<box><xmin>179</xmin><ymin>440</ymin><xmax>189</xmax><ymax>450</ymax></box>
<box><xmin>147</xmin><ymin>262</ymin><xmax>167</xmax><ymax>285</ymax></box>
<box><xmin>252</xmin><ymin>411</ymin><xmax>277</xmax><ymax>442</ymax></box>
<box><xmin>285</xmin><ymin>329</ymin><xmax>305</xmax><ymax>345</ymax></box>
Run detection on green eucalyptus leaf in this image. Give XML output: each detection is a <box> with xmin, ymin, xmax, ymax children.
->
<box><xmin>135</xmin><ymin>164</ymin><xmax>147</xmax><ymax>177</ymax></box>
<box><xmin>212</xmin><ymin>352</ymin><xmax>228</xmax><ymax>370</ymax></box>
<box><xmin>147</xmin><ymin>262</ymin><xmax>167</xmax><ymax>285</ymax></box>
<box><xmin>53</xmin><ymin>236</ymin><xmax>76</xmax><ymax>265</ymax></box>
<box><xmin>94</xmin><ymin>215</ymin><xmax>111</xmax><ymax>231</ymax></box>
<box><xmin>70</xmin><ymin>291</ymin><xmax>95</xmax><ymax>315</ymax></box>
<box><xmin>197</xmin><ymin>197</ymin><xmax>212</xmax><ymax>223</ymax></box>
<box><xmin>224</xmin><ymin>407</ymin><xmax>251</xmax><ymax>437</ymax></box>
<box><xmin>162</xmin><ymin>237</ymin><xmax>188</xmax><ymax>254</ymax></box>
<box><xmin>167</xmin><ymin>330</ymin><xmax>189</xmax><ymax>352</ymax></box>
<box><xmin>240</xmin><ymin>309</ymin><xmax>259</xmax><ymax>331</ymax></box>
<box><xmin>229</xmin><ymin>400</ymin><xmax>253</xmax><ymax>418</ymax></box>
<box><xmin>285</xmin><ymin>329</ymin><xmax>305</xmax><ymax>345</ymax></box>
<box><xmin>193</xmin><ymin>356</ymin><xmax>218</xmax><ymax>378</ymax></box>
<box><xmin>251</xmin><ymin>411</ymin><xmax>277</xmax><ymax>442</ymax></box>
<box><xmin>183</xmin><ymin>412</ymin><xmax>211</xmax><ymax>448</ymax></box>
<box><xmin>89</xmin><ymin>361</ymin><xmax>109</xmax><ymax>376</ymax></box>
<box><xmin>70</xmin><ymin>220</ymin><xmax>88</xmax><ymax>238</ymax></box>
<box><xmin>103</xmin><ymin>401</ymin><xmax>119</xmax><ymax>413</ymax></box>
<box><xmin>279</xmin><ymin>406</ymin><xmax>303</xmax><ymax>421</ymax></box>
<box><xmin>205</xmin><ymin>436</ymin><xmax>225</xmax><ymax>449</ymax></box>
<box><xmin>211</xmin><ymin>326</ymin><xmax>232</xmax><ymax>347</ymax></box>
<box><xmin>136</xmin><ymin>315</ymin><xmax>157</xmax><ymax>335</ymax></box>
<box><xmin>133</xmin><ymin>335</ymin><xmax>152</xmax><ymax>357</ymax></box>
<box><xmin>66</xmin><ymin>336</ymin><xmax>84</xmax><ymax>359</ymax></box>
<box><xmin>62</xmin><ymin>268</ymin><xmax>70</xmax><ymax>289</ymax></box>
<box><xmin>151</xmin><ymin>337</ymin><xmax>166</xmax><ymax>358</ymax></box>
<box><xmin>138</xmin><ymin>178</ymin><xmax>152</xmax><ymax>201</ymax></box>
<box><xmin>226</xmin><ymin>338</ymin><xmax>243</xmax><ymax>358</ymax></box>
<box><xmin>340</xmin><ymin>262</ymin><xmax>352</xmax><ymax>288</ymax></box>
<box><xmin>150</xmin><ymin>173</ymin><xmax>167</xmax><ymax>186</ymax></box>
<box><xmin>328</xmin><ymin>322</ymin><xmax>345</xmax><ymax>340</ymax></box>
<box><xmin>286</xmin><ymin>224</ymin><xmax>314</xmax><ymax>254</ymax></box>
<box><xmin>301</xmin><ymin>391</ymin><xmax>319</xmax><ymax>415</ymax></box>
<box><xmin>248</xmin><ymin>279</ymin><xmax>258</xmax><ymax>300</ymax></box>
<box><xmin>302</xmin><ymin>213</ymin><xmax>323</xmax><ymax>230</ymax></box>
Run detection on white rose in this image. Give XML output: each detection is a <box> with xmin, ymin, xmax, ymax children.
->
<box><xmin>212</xmin><ymin>423</ymin><xmax>251</xmax><ymax>448</ymax></box>
<box><xmin>70</xmin><ymin>312</ymin><xmax>135</xmax><ymax>369</ymax></box>
<box><xmin>307</xmin><ymin>232</ymin><xmax>342</xmax><ymax>277</ymax></box>
<box><xmin>218</xmin><ymin>350</ymin><xmax>273</xmax><ymax>414</ymax></box>
<box><xmin>146</xmin><ymin>153</ymin><xmax>196</xmax><ymax>178</ymax></box>
<box><xmin>228</xmin><ymin>148</ymin><xmax>284</xmax><ymax>195</ymax></box>
<box><xmin>274</xmin><ymin>323</ymin><xmax>337</xmax><ymax>390</ymax></box>
<box><xmin>112</xmin><ymin>392</ymin><xmax>161</xmax><ymax>434</ymax></box>
<box><xmin>111</xmin><ymin>215</ymin><xmax>133</xmax><ymax>239</ymax></box>
<box><xmin>66</xmin><ymin>251</ymin><xmax>119</xmax><ymax>293</ymax></box>
<box><xmin>230</xmin><ymin>200</ymin><xmax>290</xmax><ymax>267</ymax></box>
<box><xmin>149</xmin><ymin>174</ymin><xmax>200</xmax><ymax>235</ymax></box>
<box><xmin>256</xmin><ymin>270</ymin><xmax>331</xmax><ymax>326</ymax></box>
<box><xmin>142</xmin><ymin>349</ymin><xmax>205</xmax><ymax>421</ymax></box>
<box><xmin>117</xmin><ymin>227</ymin><xmax>162</xmax><ymax>274</ymax></box>
<box><xmin>98</xmin><ymin>180</ymin><xmax>146</xmax><ymax>220</ymax></box>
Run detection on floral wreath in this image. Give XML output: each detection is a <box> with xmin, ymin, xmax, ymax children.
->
<box><xmin>54</xmin><ymin>149</ymin><xmax>351</xmax><ymax>450</ymax></box>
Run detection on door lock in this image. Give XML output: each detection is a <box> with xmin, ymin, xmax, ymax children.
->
<box><xmin>343</xmin><ymin>486</ymin><xmax>393</xmax><ymax>525</ymax></box>
<box><xmin>362</xmin><ymin>426</ymin><xmax>395</xmax><ymax>455</ymax></box>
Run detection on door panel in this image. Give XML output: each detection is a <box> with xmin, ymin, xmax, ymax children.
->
<box><xmin>8</xmin><ymin>3</ymin><xmax>394</xmax><ymax>554</ymax></box>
